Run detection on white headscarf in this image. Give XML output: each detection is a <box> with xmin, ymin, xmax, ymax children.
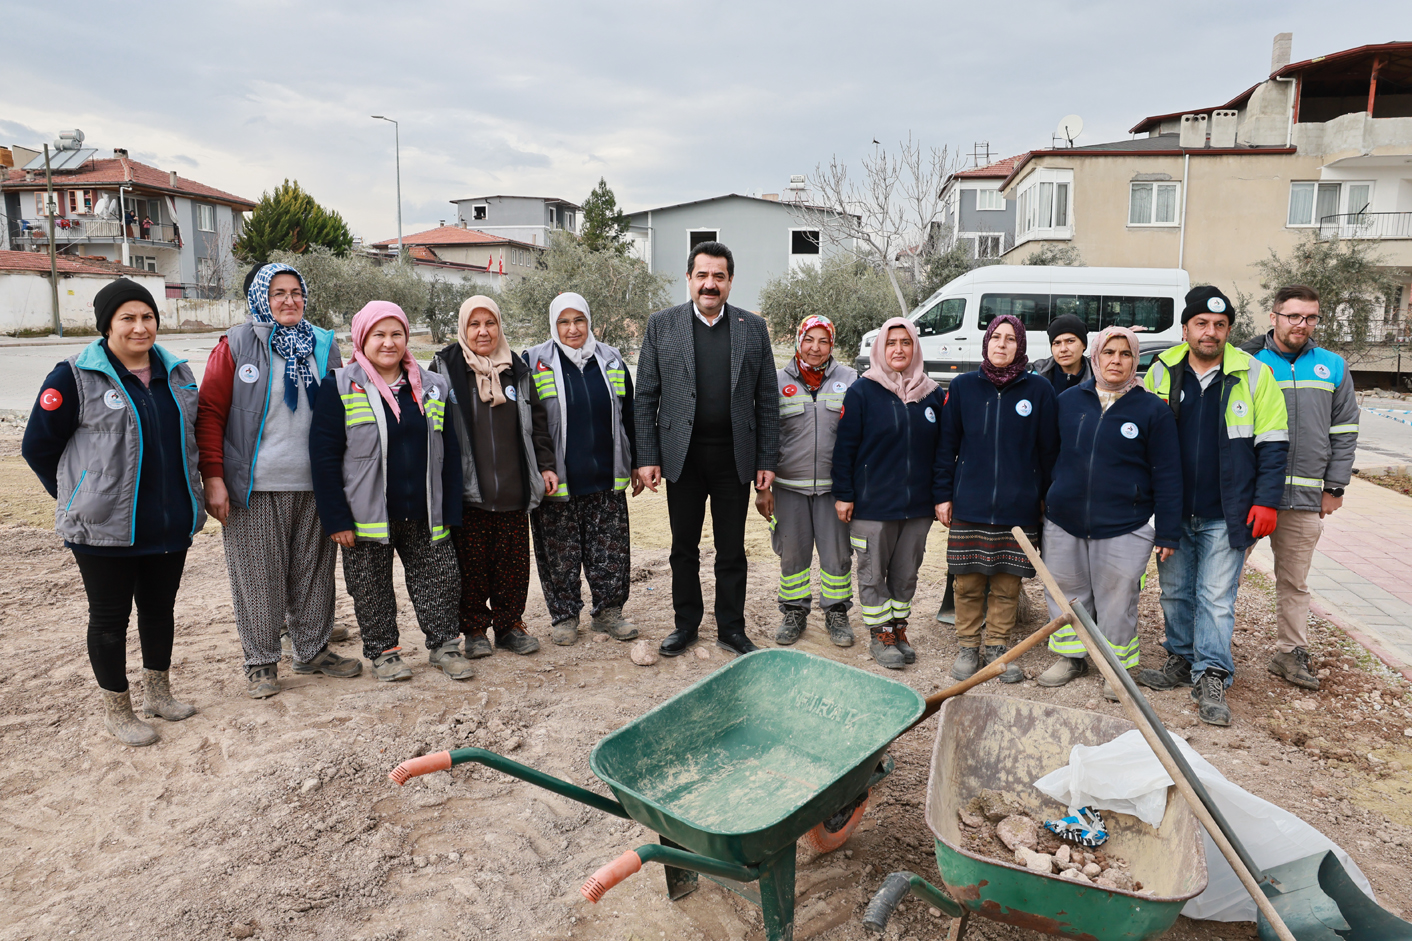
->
<box><xmin>549</xmin><ymin>292</ymin><xmax>597</xmax><ymax>369</ymax></box>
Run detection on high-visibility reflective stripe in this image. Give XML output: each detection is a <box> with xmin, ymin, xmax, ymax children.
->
<box><xmin>891</xmin><ymin>600</ymin><xmax>912</xmax><ymax>619</ymax></box>
<box><xmin>354</xmin><ymin>522</ymin><xmax>388</xmax><ymax>537</ymax></box>
<box><xmin>1254</xmin><ymin>429</ymin><xmax>1289</xmax><ymax>445</ymax></box>
<box><xmin>606</xmin><ymin>369</ymin><xmax>627</xmax><ymax>394</ymax></box>
<box><xmin>860</xmin><ymin>601</ymin><xmax>893</xmax><ymax>625</ymax></box>
<box><xmin>614</xmin><ymin>477</ymin><xmax>631</xmax><ymax>491</ymax></box>
<box><xmin>778</xmin><ymin>584</ymin><xmax>812</xmax><ymax>601</ymax></box>
<box><xmin>341</xmin><ymin>394</ymin><xmax>368</xmax><ymax>404</ymax></box>
<box><xmin>1286</xmin><ymin>475</ymin><xmax>1323</xmax><ymax>488</ymax></box>
<box><xmin>780</xmin><ymin>570</ymin><xmax>810</xmax><ymax>586</ymax></box>
<box><xmin>1330</xmin><ymin>423</ymin><xmax>1359</xmax><ymax>434</ymax></box>
<box><xmin>1226</xmin><ymin>424</ymin><xmax>1253</xmax><ymax>438</ymax></box>
<box><xmin>431</xmin><ymin>525</ymin><xmax>449</xmax><ymax>542</ymax></box>
<box><xmin>346</xmin><ymin>413</ymin><xmax>376</xmax><ymax>426</ymax></box>
<box><xmin>775</xmin><ymin>477</ymin><xmax>832</xmax><ymax>489</ymax></box>
<box><xmin>551</xmin><ymin>483</ymin><xmax>568</xmax><ymax>497</ymax></box>
<box><xmin>850</xmin><ymin>535</ymin><xmax>867</xmax><ymax>550</ymax></box>
<box><xmin>1275</xmin><ymin>379</ymin><xmax>1336</xmax><ymax>393</ymax></box>
<box><xmin>766</xmin><ymin>515</ymin><xmax>776</xmax><ymax>532</ymax></box>
<box><xmin>1047</xmin><ymin>625</ymin><xmax>1139</xmax><ymax>668</ymax></box>
<box><xmin>820</xmin><ymin>571</ymin><xmax>852</xmax><ymax>585</ymax></box>
<box><xmin>820</xmin><ymin>584</ymin><xmax>852</xmax><ymax>600</ymax></box>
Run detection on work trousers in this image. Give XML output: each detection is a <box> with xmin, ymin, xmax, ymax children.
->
<box><xmin>223</xmin><ymin>490</ymin><xmax>337</xmax><ymax>668</ymax></box>
<box><xmin>1156</xmin><ymin>516</ymin><xmax>1243</xmax><ymax>685</ymax></box>
<box><xmin>531</xmin><ymin>489</ymin><xmax>632</xmax><ymax>625</ymax></box>
<box><xmin>771</xmin><ymin>488</ymin><xmax>852</xmax><ymax>613</ymax></box>
<box><xmin>1266</xmin><ymin>509</ymin><xmax>1323</xmax><ymax>653</ymax></box>
<box><xmin>850</xmin><ymin>517</ymin><xmax>932</xmax><ymax>628</ymax></box>
<box><xmin>73</xmin><ymin>550</ymin><xmax>187</xmax><ymax>693</ymax></box>
<box><xmin>453</xmin><ymin>506</ymin><xmax>531</xmax><ymax>637</ymax></box>
<box><xmin>666</xmin><ymin>442</ymin><xmax>750</xmax><ymax>636</ymax></box>
<box><xmin>1042</xmin><ymin>519</ymin><xmax>1154</xmax><ymax>668</ymax></box>
<box><xmin>340</xmin><ymin>520</ymin><xmax>462</xmax><ymax>661</ymax></box>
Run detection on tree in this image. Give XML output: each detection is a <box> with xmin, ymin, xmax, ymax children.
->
<box><xmin>424</xmin><ymin>275</ymin><xmax>494</xmax><ymax>345</ymax></box>
<box><xmin>759</xmin><ymin>257</ymin><xmax>899</xmax><ymax>363</ymax></box>
<box><xmin>235</xmin><ymin>180</ymin><xmax>354</xmax><ymax>265</ymax></box>
<box><xmin>1252</xmin><ymin>233</ymin><xmax>1397</xmax><ymax>365</ymax></box>
<box><xmin>579</xmin><ymin>178</ymin><xmax>630</xmax><ymax>254</ymax></box>
<box><xmin>1022</xmin><ymin>244</ymin><xmax>1085</xmax><ymax>266</ymax></box>
<box><xmin>268</xmin><ymin>246</ymin><xmax>427</xmax><ymax>329</ymax></box>
<box><xmin>502</xmin><ymin>231</ymin><xmax>672</xmax><ymax>349</ymax></box>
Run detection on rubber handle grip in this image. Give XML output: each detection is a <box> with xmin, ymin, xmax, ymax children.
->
<box><xmin>388</xmin><ymin>751</ymin><xmax>453</xmax><ymax>786</ymax></box>
<box><xmin>863</xmin><ymin>872</ymin><xmax>913</xmax><ymax>933</ymax></box>
<box><xmin>580</xmin><ymin>851</ymin><xmax>643</xmax><ymax>903</ymax></box>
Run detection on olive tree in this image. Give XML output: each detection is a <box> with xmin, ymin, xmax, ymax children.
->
<box><xmin>267</xmin><ymin>246</ymin><xmax>427</xmax><ymax>329</ymax></box>
<box><xmin>759</xmin><ymin>257</ymin><xmax>899</xmax><ymax>362</ymax></box>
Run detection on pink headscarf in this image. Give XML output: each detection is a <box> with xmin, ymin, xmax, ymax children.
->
<box><xmin>1090</xmin><ymin>325</ymin><xmax>1142</xmax><ymax>394</ymax></box>
<box><xmin>864</xmin><ymin>317</ymin><xmax>938</xmax><ymax>404</ymax></box>
<box><xmin>350</xmin><ymin>301</ymin><xmax>423</xmax><ymax>420</ymax></box>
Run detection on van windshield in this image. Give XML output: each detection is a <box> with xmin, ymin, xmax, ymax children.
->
<box><xmin>915</xmin><ymin>297</ymin><xmax>966</xmax><ymax>336</ymax></box>
<box><xmin>980</xmin><ymin>293</ymin><xmax>1173</xmax><ymax>333</ymax></box>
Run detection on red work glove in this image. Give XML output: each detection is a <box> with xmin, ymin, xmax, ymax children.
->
<box><xmin>1246</xmin><ymin>505</ymin><xmax>1278</xmax><ymax>539</ymax></box>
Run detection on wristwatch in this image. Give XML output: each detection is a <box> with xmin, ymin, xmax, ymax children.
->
<box><xmin>1323</xmin><ymin>487</ymin><xmax>1344</xmax><ymax>498</ymax></box>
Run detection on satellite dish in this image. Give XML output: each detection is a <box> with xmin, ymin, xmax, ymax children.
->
<box><xmin>1056</xmin><ymin>114</ymin><xmax>1084</xmax><ymax>146</ymax></box>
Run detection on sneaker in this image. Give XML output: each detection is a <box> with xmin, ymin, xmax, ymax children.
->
<box><xmin>982</xmin><ymin>645</ymin><xmax>1025</xmax><ymax>684</ymax></box>
<box><xmin>464</xmin><ymin>631</ymin><xmax>494</xmax><ymax>659</ymax></box>
<box><xmin>590</xmin><ymin>607</ymin><xmax>639</xmax><ymax>641</ymax></box>
<box><xmin>1037</xmin><ymin>657</ymin><xmax>1088</xmax><ymax>688</ymax></box>
<box><xmin>869</xmin><ymin>628</ymin><xmax>906</xmax><ymax>670</ymax></box>
<box><xmin>372</xmin><ymin>649</ymin><xmax>413</xmax><ymax>682</ymax></box>
<box><xmin>950</xmin><ymin>646</ymin><xmax>981</xmax><ymax>681</ymax></box>
<box><xmin>1136</xmin><ymin>653</ymin><xmax>1192</xmax><ymax>691</ymax></box>
<box><xmin>1192</xmin><ymin>669</ymin><xmax>1232</xmax><ymax>726</ymax></box>
<box><xmin>775</xmin><ymin>608</ymin><xmax>807</xmax><ymax>645</ymax></box>
<box><xmin>496</xmin><ymin>623</ymin><xmax>541</xmax><ymax>655</ymax></box>
<box><xmin>245</xmin><ymin>664</ymin><xmax>279</xmax><ymax>699</ymax></box>
<box><xmin>550</xmin><ymin>616</ymin><xmax>580</xmax><ymax>647</ymax></box>
<box><xmin>824</xmin><ymin>607</ymin><xmax>854</xmax><ymax>647</ymax></box>
<box><xmin>292</xmin><ymin>646</ymin><xmax>363</xmax><ymax>678</ymax></box>
<box><xmin>1268</xmin><ymin>647</ymin><xmax>1319</xmax><ymax>691</ymax></box>
<box><xmin>893</xmin><ymin>620</ymin><xmax>916</xmax><ymax>664</ymax></box>
<box><xmin>429</xmin><ymin>642</ymin><xmax>475</xmax><ymax>681</ymax></box>
<box><xmin>329</xmin><ymin>624</ymin><xmax>351</xmax><ymax>643</ymax></box>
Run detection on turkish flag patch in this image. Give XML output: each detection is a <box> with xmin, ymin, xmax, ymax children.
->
<box><xmin>40</xmin><ymin>388</ymin><xmax>63</xmax><ymax>411</ymax></box>
<box><xmin>782</xmin><ymin>384</ymin><xmax>798</xmax><ymax>397</ymax></box>
<box><xmin>351</xmin><ymin>382</ymin><xmax>364</xmax><ymax>393</ymax></box>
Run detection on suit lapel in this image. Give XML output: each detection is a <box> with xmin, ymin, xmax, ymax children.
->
<box><xmin>727</xmin><ymin>303</ymin><xmax>745</xmax><ymax>391</ymax></box>
<box><xmin>678</xmin><ymin>304</ymin><xmax>696</xmax><ymax>386</ymax></box>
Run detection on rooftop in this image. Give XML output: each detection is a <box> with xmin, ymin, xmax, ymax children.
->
<box><xmin>448</xmin><ymin>195</ymin><xmax>582</xmax><ymax>209</ymax></box>
<box><xmin>0</xmin><ymin>249</ymin><xmax>153</xmax><ymax>278</ymax></box>
<box><xmin>949</xmin><ymin>153</ymin><xmax>1028</xmax><ymax>181</ymax></box>
<box><xmin>624</xmin><ymin>192</ymin><xmax>840</xmax><ymax>216</ymax></box>
<box><xmin>369</xmin><ymin>225</ymin><xmax>541</xmax><ymax>249</ymax></box>
<box><xmin>0</xmin><ymin>156</ymin><xmax>256</xmax><ymax>210</ymax></box>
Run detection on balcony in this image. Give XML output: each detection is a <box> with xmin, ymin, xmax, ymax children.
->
<box><xmin>9</xmin><ymin>219</ymin><xmax>182</xmax><ymax>249</ymax></box>
<box><xmin>1318</xmin><ymin>212</ymin><xmax>1412</xmax><ymax>241</ymax></box>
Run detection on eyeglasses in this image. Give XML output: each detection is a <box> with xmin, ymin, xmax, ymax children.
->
<box><xmin>1276</xmin><ymin>312</ymin><xmax>1320</xmax><ymax>326</ymax></box>
<box><xmin>270</xmin><ymin>290</ymin><xmax>306</xmax><ymax>302</ymax></box>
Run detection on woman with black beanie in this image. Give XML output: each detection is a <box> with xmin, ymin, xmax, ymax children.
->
<box><xmin>22</xmin><ymin>278</ymin><xmax>207</xmax><ymax>746</ymax></box>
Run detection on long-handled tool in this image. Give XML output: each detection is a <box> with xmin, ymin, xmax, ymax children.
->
<box><xmin>1012</xmin><ymin>526</ymin><xmax>1412</xmax><ymax>941</ymax></box>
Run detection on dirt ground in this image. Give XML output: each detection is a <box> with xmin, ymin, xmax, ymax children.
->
<box><xmin>1359</xmin><ymin>472</ymin><xmax>1412</xmax><ymax>497</ymax></box>
<box><xmin>2</xmin><ymin>427</ymin><xmax>1410</xmax><ymax>941</ymax></box>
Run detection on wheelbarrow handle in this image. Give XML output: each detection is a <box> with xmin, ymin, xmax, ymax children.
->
<box><xmin>581</xmin><ymin>844</ymin><xmax>760</xmax><ymax>903</ymax></box>
<box><xmin>864</xmin><ymin>871</ymin><xmax>964</xmax><ymax>933</ymax></box>
<box><xmin>388</xmin><ymin>747</ymin><xmax>631</xmax><ymax>820</ymax></box>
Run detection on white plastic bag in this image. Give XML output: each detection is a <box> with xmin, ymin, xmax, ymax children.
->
<box><xmin>1032</xmin><ymin>729</ymin><xmax>1375</xmax><ymax>922</ymax></box>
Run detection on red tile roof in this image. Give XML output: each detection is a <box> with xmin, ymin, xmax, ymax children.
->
<box><xmin>370</xmin><ymin>225</ymin><xmax>538</xmax><ymax>249</ymax></box>
<box><xmin>950</xmin><ymin>154</ymin><xmax>1028</xmax><ymax>180</ymax></box>
<box><xmin>0</xmin><ymin>249</ymin><xmax>153</xmax><ymax>277</ymax></box>
<box><xmin>1</xmin><ymin>156</ymin><xmax>256</xmax><ymax>209</ymax></box>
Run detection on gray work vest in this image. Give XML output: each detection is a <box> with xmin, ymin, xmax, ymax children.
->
<box><xmin>523</xmin><ymin>339</ymin><xmax>631</xmax><ymax>500</ymax></box>
<box><xmin>55</xmin><ymin>340</ymin><xmax>207</xmax><ymax>546</ymax></box>
<box><xmin>223</xmin><ymin>319</ymin><xmax>341</xmax><ymax>508</ymax></box>
<box><xmin>774</xmin><ymin>359</ymin><xmax>857</xmax><ymax>495</ymax></box>
<box><xmin>333</xmin><ymin>361</ymin><xmax>451</xmax><ymax>544</ymax></box>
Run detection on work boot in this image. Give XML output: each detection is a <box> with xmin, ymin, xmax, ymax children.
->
<box><xmin>775</xmin><ymin>608</ymin><xmax>807</xmax><ymax>645</ymax></box>
<box><xmin>1103</xmin><ymin>679</ymin><xmax>1120</xmax><ymax>702</ymax></box>
<box><xmin>590</xmin><ymin>607</ymin><xmax>639</xmax><ymax>641</ymax></box>
<box><xmin>496</xmin><ymin>622</ymin><xmax>540</xmax><ymax>655</ymax></box>
<box><xmin>329</xmin><ymin>624</ymin><xmax>351</xmax><ymax>643</ymax></box>
<box><xmin>1136</xmin><ymin>653</ymin><xmax>1192</xmax><ymax>691</ymax></box>
<box><xmin>245</xmin><ymin>664</ymin><xmax>279</xmax><ymax>699</ymax></box>
<box><xmin>1037</xmin><ymin>657</ymin><xmax>1089</xmax><ymax>688</ymax></box>
<box><xmin>464</xmin><ymin>631</ymin><xmax>494</xmax><ymax>659</ymax></box>
<box><xmin>824</xmin><ymin>607</ymin><xmax>854</xmax><ymax>647</ymax></box>
<box><xmin>429</xmin><ymin>641</ymin><xmax>475</xmax><ymax>681</ymax></box>
<box><xmin>372</xmin><ymin>649</ymin><xmax>413</xmax><ymax>682</ymax></box>
<box><xmin>101</xmin><ymin>688</ymin><xmax>159</xmax><ymax>747</ymax></box>
<box><xmin>550</xmin><ymin>615</ymin><xmax>580</xmax><ymax>647</ymax></box>
<box><xmin>140</xmin><ymin>668</ymin><xmax>196</xmax><ymax>721</ymax></box>
<box><xmin>869</xmin><ymin>628</ymin><xmax>907</xmax><ymax>670</ymax></box>
<box><xmin>1268</xmin><ymin>647</ymin><xmax>1319</xmax><ymax>690</ymax></box>
<box><xmin>982</xmin><ymin>645</ymin><xmax>1025</xmax><ymax>684</ymax></box>
<box><xmin>950</xmin><ymin>646</ymin><xmax>981</xmax><ymax>681</ymax></box>
<box><xmin>292</xmin><ymin>646</ymin><xmax>363</xmax><ymax>677</ymax></box>
<box><xmin>1192</xmin><ymin>668</ymin><xmax>1232</xmax><ymax>727</ymax></box>
<box><xmin>893</xmin><ymin>620</ymin><xmax>916</xmax><ymax>664</ymax></box>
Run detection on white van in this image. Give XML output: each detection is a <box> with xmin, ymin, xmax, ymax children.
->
<box><xmin>856</xmin><ymin>266</ymin><xmax>1190</xmax><ymax>384</ymax></box>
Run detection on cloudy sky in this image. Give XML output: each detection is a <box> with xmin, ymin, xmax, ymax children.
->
<box><xmin>3</xmin><ymin>2</ymin><xmax>1398</xmax><ymax>242</ymax></box>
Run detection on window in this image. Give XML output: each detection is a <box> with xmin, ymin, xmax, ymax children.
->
<box><xmin>688</xmin><ymin>229</ymin><xmax>718</xmax><ymax>249</ymax></box>
<box><xmin>980</xmin><ymin>293</ymin><xmax>1051</xmax><ymax>330</ymax></box>
<box><xmin>1014</xmin><ymin>169</ymin><xmax>1073</xmax><ymax>242</ymax></box>
<box><xmin>1101</xmin><ymin>296</ymin><xmax>1174</xmax><ymax>332</ymax></box>
<box><xmin>975</xmin><ymin>234</ymin><xmax>1003</xmax><ymax>258</ymax></box>
<box><xmin>980</xmin><ymin>293</ymin><xmax>1173</xmax><ymax>333</ymax></box>
<box><xmin>197</xmin><ymin>204</ymin><xmax>216</xmax><ymax>232</ymax></box>
<box><xmin>975</xmin><ymin>189</ymin><xmax>1005</xmax><ymax>211</ymax></box>
<box><xmin>1288</xmin><ymin>181</ymin><xmax>1373</xmax><ymax>226</ymax></box>
<box><xmin>130</xmin><ymin>255</ymin><xmax>158</xmax><ymax>272</ymax></box>
<box><xmin>1051</xmin><ymin>294</ymin><xmax>1102</xmax><ymax>329</ymax></box>
<box><xmin>1129</xmin><ymin>182</ymin><xmax>1180</xmax><ymax>225</ymax></box>
<box><xmin>36</xmin><ymin>192</ymin><xmax>62</xmax><ymax>216</ymax></box>
<box><xmin>68</xmin><ymin>189</ymin><xmax>96</xmax><ymax>214</ymax></box>
<box><xmin>472</xmin><ymin>204</ymin><xmax>487</xmax><ymax>221</ymax></box>
<box><xmin>790</xmin><ymin>230</ymin><xmax>820</xmax><ymax>255</ymax></box>
<box><xmin>915</xmin><ymin>297</ymin><xmax>966</xmax><ymax>336</ymax></box>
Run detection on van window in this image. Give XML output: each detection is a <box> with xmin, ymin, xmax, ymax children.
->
<box><xmin>1102</xmin><ymin>296</ymin><xmax>1174</xmax><ymax>332</ymax></box>
<box><xmin>916</xmin><ymin>297</ymin><xmax>965</xmax><ymax>336</ymax></box>
<box><xmin>1051</xmin><ymin>295</ymin><xmax>1102</xmax><ymax>330</ymax></box>
<box><xmin>979</xmin><ymin>293</ymin><xmax>1049</xmax><ymax>329</ymax></box>
<box><xmin>980</xmin><ymin>292</ymin><xmax>1175</xmax><ymax>333</ymax></box>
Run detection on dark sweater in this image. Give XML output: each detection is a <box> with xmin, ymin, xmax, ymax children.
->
<box><xmin>1177</xmin><ymin>363</ymin><xmax>1227</xmax><ymax>521</ymax></box>
<box><xmin>692</xmin><ymin>312</ymin><xmax>733</xmax><ymax>447</ymax></box>
<box><xmin>23</xmin><ymin>340</ymin><xmax>194</xmax><ymax>556</ymax></box>
<box><xmin>831</xmin><ymin>377</ymin><xmax>946</xmax><ymax>521</ymax></box>
<box><xmin>562</xmin><ymin>357</ymin><xmax>636</xmax><ymax>497</ymax></box>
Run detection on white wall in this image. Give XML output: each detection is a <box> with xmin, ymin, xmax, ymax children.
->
<box><xmin>0</xmin><ymin>270</ymin><xmax>169</xmax><ymax>333</ymax></box>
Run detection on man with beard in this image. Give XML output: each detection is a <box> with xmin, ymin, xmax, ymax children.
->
<box><xmin>1137</xmin><ymin>286</ymin><xmax>1288</xmax><ymax>727</ymax></box>
<box><xmin>634</xmin><ymin>242</ymin><xmax>780</xmax><ymax>657</ymax></box>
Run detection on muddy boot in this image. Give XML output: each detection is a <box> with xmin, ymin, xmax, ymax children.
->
<box><xmin>372</xmin><ymin>649</ymin><xmax>413</xmax><ymax>682</ymax></box>
<box><xmin>550</xmin><ymin>615</ymin><xmax>580</xmax><ymax>647</ymax></box>
<box><xmin>824</xmin><ymin>607</ymin><xmax>854</xmax><ymax>647</ymax></box>
<box><xmin>590</xmin><ymin>607</ymin><xmax>639</xmax><ymax>641</ymax></box>
<box><xmin>141</xmin><ymin>669</ymin><xmax>196</xmax><ymax>721</ymax></box>
<box><xmin>429</xmin><ymin>641</ymin><xmax>475</xmax><ymax>680</ymax></box>
<box><xmin>245</xmin><ymin>664</ymin><xmax>279</xmax><ymax>699</ymax></box>
<box><xmin>101</xmin><ymin>688</ymin><xmax>159</xmax><ymax>747</ymax></box>
<box><xmin>1037</xmin><ymin>656</ymin><xmax>1088</xmax><ymax>688</ymax></box>
<box><xmin>950</xmin><ymin>646</ymin><xmax>981</xmax><ymax>681</ymax></box>
<box><xmin>1103</xmin><ymin>680</ymin><xmax>1120</xmax><ymax>702</ymax></box>
<box><xmin>1192</xmin><ymin>668</ymin><xmax>1232</xmax><ymax>727</ymax></box>
<box><xmin>892</xmin><ymin>620</ymin><xmax>916</xmax><ymax>664</ymax></box>
<box><xmin>329</xmin><ymin>624</ymin><xmax>351</xmax><ymax>643</ymax></box>
<box><xmin>496</xmin><ymin>622</ymin><xmax>540</xmax><ymax>655</ymax></box>
<box><xmin>292</xmin><ymin>646</ymin><xmax>363</xmax><ymax>678</ymax></box>
<box><xmin>464</xmin><ymin>631</ymin><xmax>494</xmax><ymax>659</ymax></box>
<box><xmin>1268</xmin><ymin>647</ymin><xmax>1319</xmax><ymax>690</ymax></box>
<box><xmin>775</xmin><ymin>608</ymin><xmax>807</xmax><ymax>645</ymax></box>
<box><xmin>982</xmin><ymin>645</ymin><xmax>1025</xmax><ymax>684</ymax></box>
<box><xmin>1136</xmin><ymin>653</ymin><xmax>1192</xmax><ymax>691</ymax></box>
<box><xmin>869</xmin><ymin>628</ymin><xmax>906</xmax><ymax>670</ymax></box>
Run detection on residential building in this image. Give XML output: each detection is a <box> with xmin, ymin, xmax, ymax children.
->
<box><xmin>1</xmin><ymin>134</ymin><xmax>255</xmax><ymax>299</ymax></box>
<box><xmin>369</xmin><ymin>224</ymin><xmax>545</xmax><ymax>289</ymax></box>
<box><xmin>0</xmin><ymin>249</ymin><xmax>164</xmax><ymax>334</ymax></box>
<box><xmin>624</xmin><ymin>193</ymin><xmax>851</xmax><ymax>310</ymax></box>
<box><xmin>937</xmin><ymin>154</ymin><xmax>1024</xmax><ymax>259</ymax></box>
<box><xmin>997</xmin><ymin>36</ymin><xmax>1412</xmax><ymax>340</ymax></box>
<box><xmin>447</xmin><ymin>195</ymin><xmax>579</xmax><ymax>246</ymax></box>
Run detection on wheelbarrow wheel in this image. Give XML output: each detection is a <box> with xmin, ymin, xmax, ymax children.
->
<box><xmin>802</xmin><ymin>789</ymin><xmax>870</xmax><ymax>854</ymax></box>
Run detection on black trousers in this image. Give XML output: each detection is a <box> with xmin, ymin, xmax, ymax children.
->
<box><xmin>666</xmin><ymin>442</ymin><xmax>750</xmax><ymax>636</ymax></box>
<box><xmin>73</xmin><ymin>550</ymin><xmax>188</xmax><ymax>693</ymax></box>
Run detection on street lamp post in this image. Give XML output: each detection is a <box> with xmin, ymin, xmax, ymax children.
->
<box><xmin>371</xmin><ymin>116</ymin><xmax>402</xmax><ymax>258</ymax></box>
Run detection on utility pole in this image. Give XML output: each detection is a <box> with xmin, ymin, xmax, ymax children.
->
<box><xmin>371</xmin><ymin>116</ymin><xmax>403</xmax><ymax>258</ymax></box>
<box><xmin>43</xmin><ymin>144</ymin><xmax>61</xmax><ymax>336</ymax></box>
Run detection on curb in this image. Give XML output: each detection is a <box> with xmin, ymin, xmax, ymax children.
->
<box><xmin>1354</xmin><ymin>465</ymin><xmax>1411</xmax><ymax>478</ymax></box>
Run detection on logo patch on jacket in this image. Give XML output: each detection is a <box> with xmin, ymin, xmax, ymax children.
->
<box><xmin>833</xmin><ymin>381</ymin><xmax>846</xmax><ymax>393</ymax></box>
<box><xmin>238</xmin><ymin>363</ymin><xmax>260</xmax><ymax>384</ymax></box>
<box><xmin>782</xmin><ymin>384</ymin><xmax>798</xmax><ymax>397</ymax></box>
<box><xmin>1121</xmin><ymin>422</ymin><xmax>1139</xmax><ymax>439</ymax></box>
<box><xmin>1314</xmin><ymin>363</ymin><xmax>1331</xmax><ymax>380</ymax></box>
<box><xmin>427</xmin><ymin>387</ymin><xmax>440</xmax><ymax>400</ymax></box>
<box><xmin>1231</xmin><ymin>400</ymin><xmax>1248</xmax><ymax>417</ymax></box>
<box><xmin>39</xmin><ymin>388</ymin><xmax>62</xmax><ymax>411</ymax></box>
<box><xmin>506</xmin><ymin>385</ymin><xmax>518</xmax><ymax>401</ymax></box>
<box><xmin>1015</xmin><ymin>399</ymin><xmax>1032</xmax><ymax>417</ymax></box>
<box><xmin>925</xmin><ymin>407</ymin><xmax>936</xmax><ymax>423</ymax></box>
<box><xmin>103</xmin><ymin>389</ymin><xmax>125</xmax><ymax>410</ymax></box>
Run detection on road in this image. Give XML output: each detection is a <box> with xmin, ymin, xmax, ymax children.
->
<box><xmin>1357</xmin><ymin>396</ymin><xmax>1412</xmax><ymax>471</ymax></box>
<box><xmin>0</xmin><ymin>334</ymin><xmax>225</xmax><ymax>412</ymax></box>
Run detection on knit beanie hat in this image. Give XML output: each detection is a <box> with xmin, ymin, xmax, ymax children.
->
<box><xmin>1046</xmin><ymin>314</ymin><xmax>1088</xmax><ymax>348</ymax></box>
<box><xmin>1182</xmin><ymin>286</ymin><xmax>1232</xmax><ymax>324</ymax></box>
<box><xmin>94</xmin><ymin>278</ymin><xmax>159</xmax><ymax>335</ymax></box>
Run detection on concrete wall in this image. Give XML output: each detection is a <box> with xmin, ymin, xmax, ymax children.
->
<box><xmin>0</xmin><ymin>270</ymin><xmax>168</xmax><ymax>333</ymax></box>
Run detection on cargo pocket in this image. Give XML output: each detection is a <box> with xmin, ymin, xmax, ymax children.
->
<box><xmin>62</xmin><ymin>469</ymin><xmax>121</xmax><ymax>526</ymax></box>
<box><xmin>850</xmin><ymin>531</ymin><xmax>873</xmax><ymax>584</ymax></box>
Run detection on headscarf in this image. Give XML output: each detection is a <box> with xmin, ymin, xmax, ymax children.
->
<box><xmin>864</xmin><ymin>317</ymin><xmax>937</xmax><ymax>404</ymax></box>
<box><xmin>350</xmin><ymin>302</ymin><xmax>423</xmax><ymax>421</ymax></box>
<box><xmin>980</xmin><ymin>314</ymin><xmax>1029</xmax><ymax>388</ymax></box>
<box><xmin>248</xmin><ymin>263</ymin><xmax>317</xmax><ymax>411</ymax></box>
<box><xmin>549</xmin><ymin>292</ymin><xmax>596</xmax><ymax>369</ymax></box>
<box><xmin>794</xmin><ymin>314</ymin><xmax>834</xmax><ymax>392</ymax></box>
<box><xmin>1090</xmin><ymin>325</ymin><xmax>1142</xmax><ymax>395</ymax></box>
<box><xmin>458</xmin><ymin>295</ymin><xmax>513</xmax><ymax>405</ymax></box>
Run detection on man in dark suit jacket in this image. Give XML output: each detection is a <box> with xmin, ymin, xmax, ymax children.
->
<box><xmin>635</xmin><ymin>242</ymin><xmax>780</xmax><ymax>656</ymax></box>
